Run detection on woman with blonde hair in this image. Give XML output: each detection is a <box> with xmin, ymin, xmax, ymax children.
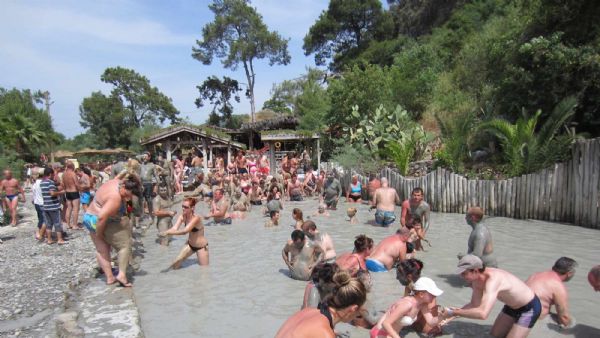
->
<box><xmin>276</xmin><ymin>270</ymin><xmax>367</xmax><ymax>338</ymax></box>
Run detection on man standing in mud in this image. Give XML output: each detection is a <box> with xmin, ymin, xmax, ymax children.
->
<box><xmin>458</xmin><ymin>207</ymin><xmax>497</xmax><ymax>268</ymax></box>
<box><xmin>1</xmin><ymin>169</ymin><xmax>26</xmax><ymax>226</ymax></box>
<box><xmin>371</xmin><ymin>177</ymin><xmax>400</xmax><ymax>227</ymax></box>
<box><xmin>153</xmin><ymin>185</ymin><xmax>178</xmax><ymax>246</ymax></box>
<box><xmin>282</xmin><ymin>229</ymin><xmax>324</xmax><ymax>281</ymax></box>
<box><xmin>322</xmin><ymin>171</ymin><xmax>341</xmax><ymax>210</ymax></box>
<box><xmin>140</xmin><ymin>152</ymin><xmax>159</xmax><ymax>221</ymax></box>
<box><xmin>400</xmin><ymin>187</ymin><xmax>431</xmax><ymax>231</ymax></box>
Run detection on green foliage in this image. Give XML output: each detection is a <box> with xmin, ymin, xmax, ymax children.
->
<box><xmin>477</xmin><ymin>97</ymin><xmax>578</xmax><ymax>176</ymax></box>
<box><xmin>79</xmin><ymin>91</ymin><xmax>130</xmax><ymax>149</ymax></box>
<box><xmin>434</xmin><ymin>110</ymin><xmax>479</xmax><ymax>172</ymax></box>
<box><xmin>195</xmin><ymin>76</ymin><xmax>242</xmax><ymax>129</ymax></box>
<box><xmin>330</xmin><ymin>141</ymin><xmax>382</xmax><ymax>175</ymax></box>
<box><xmin>303</xmin><ymin>0</ymin><xmax>390</xmax><ymax>70</ymax></box>
<box><xmin>128</xmin><ymin>124</ymin><xmax>162</xmax><ymax>153</ymax></box>
<box><xmin>344</xmin><ymin>105</ymin><xmax>414</xmax><ymax>152</ymax></box>
<box><xmin>193</xmin><ymin>0</ymin><xmax>291</xmax><ymax>118</ymax></box>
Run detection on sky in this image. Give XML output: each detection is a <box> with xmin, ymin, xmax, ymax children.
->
<box><xmin>0</xmin><ymin>0</ymin><xmax>330</xmax><ymax>138</ymax></box>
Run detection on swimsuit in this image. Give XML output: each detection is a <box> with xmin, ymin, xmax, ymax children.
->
<box><xmin>369</xmin><ymin>316</ymin><xmax>416</xmax><ymax>338</ymax></box>
<box><xmin>317</xmin><ymin>302</ymin><xmax>334</xmax><ymax>330</ymax></box>
<box><xmin>501</xmin><ymin>295</ymin><xmax>542</xmax><ymax>328</ymax></box>
<box><xmin>80</xmin><ymin>191</ymin><xmax>92</xmax><ymax>205</ymax></box>
<box><xmin>65</xmin><ymin>191</ymin><xmax>79</xmax><ymax>201</ymax></box>
<box><xmin>365</xmin><ymin>258</ymin><xmax>388</xmax><ymax>272</ymax></box>
<box><xmin>375</xmin><ymin>209</ymin><xmax>396</xmax><ymax>227</ymax></box>
<box><xmin>82</xmin><ymin>213</ymin><xmax>98</xmax><ymax>232</ymax></box>
<box><xmin>349</xmin><ymin>195</ymin><xmax>361</xmax><ymax>202</ymax></box>
<box><xmin>214</xmin><ymin>217</ymin><xmax>232</xmax><ymax>225</ymax></box>
<box><xmin>187</xmin><ymin>240</ymin><xmax>208</xmax><ymax>252</ymax></box>
<box><xmin>5</xmin><ymin>194</ymin><xmax>17</xmax><ymax>201</ymax></box>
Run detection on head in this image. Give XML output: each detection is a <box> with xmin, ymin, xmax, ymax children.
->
<box><xmin>395</xmin><ymin>227</ymin><xmax>411</xmax><ymax>241</ymax></box>
<box><xmin>270</xmin><ymin>210</ymin><xmax>280</xmax><ymax>222</ymax></box>
<box><xmin>347</xmin><ymin>207</ymin><xmax>357</xmax><ymax>218</ymax></box>
<box><xmin>411</xmin><ymin>187</ymin><xmax>424</xmax><ymax>203</ymax></box>
<box><xmin>326</xmin><ymin>171</ymin><xmax>334</xmax><ymax>181</ymax></box>
<box><xmin>158</xmin><ymin>184</ymin><xmax>168</xmax><ymax>198</ymax></box>
<box><xmin>588</xmin><ymin>266</ymin><xmax>600</xmax><ymax>292</ymax></box>
<box><xmin>351</xmin><ymin>175</ymin><xmax>358</xmax><ymax>183</ymax></box>
<box><xmin>301</xmin><ymin>220</ymin><xmax>317</xmax><ymax>238</ymax></box>
<box><xmin>456</xmin><ymin>254</ymin><xmax>485</xmax><ymax>282</ymax></box>
<box><xmin>552</xmin><ymin>257</ymin><xmax>578</xmax><ymax>282</ymax></box>
<box><xmin>381</xmin><ymin>177</ymin><xmax>389</xmax><ymax>187</ymax></box>
<box><xmin>182</xmin><ymin>197</ymin><xmax>197</xmax><ymax>214</ymax></box>
<box><xmin>466</xmin><ymin>207</ymin><xmax>484</xmax><ymax>226</ymax></box>
<box><xmin>290</xmin><ymin>229</ymin><xmax>305</xmax><ymax>249</ymax></box>
<box><xmin>396</xmin><ymin>258</ymin><xmax>424</xmax><ymax>286</ymax></box>
<box><xmin>3</xmin><ymin>169</ymin><xmax>12</xmax><ymax>179</ymax></box>
<box><xmin>322</xmin><ymin>271</ymin><xmax>367</xmax><ymax>323</ymax></box>
<box><xmin>119</xmin><ymin>173</ymin><xmax>142</xmax><ymax>202</ymax></box>
<box><xmin>407</xmin><ymin>215</ymin><xmax>422</xmax><ymax>229</ymax></box>
<box><xmin>214</xmin><ymin>188</ymin><xmax>224</xmax><ymax>201</ymax></box>
<box><xmin>353</xmin><ymin>234</ymin><xmax>373</xmax><ymax>255</ymax></box>
<box><xmin>43</xmin><ymin>167</ymin><xmax>53</xmax><ymax>178</ymax></box>
<box><xmin>66</xmin><ymin>162</ymin><xmax>75</xmax><ymax>170</ymax></box>
<box><xmin>413</xmin><ymin>277</ymin><xmax>443</xmax><ymax>303</ymax></box>
<box><xmin>292</xmin><ymin>208</ymin><xmax>303</xmax><ymax>221</ymax></box>
<box><xmin>310</xmin><ymin>262</ymin><xmax>339</xmax><ymax>297</ymax></box>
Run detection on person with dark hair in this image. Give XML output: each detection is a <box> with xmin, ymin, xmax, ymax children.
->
<box><xmin>322</xmin><ymin>171</ymin><xmax>341</xmax><ymax>210</ymax></box>
<box><xmin>140</xmin><ymin>152</ymin><xmax>159</xmax><ymax>221</ymax></box>
<box><xmin>276</xmin><ymin>271</ymin><xmax>367</xmax><ymax>337</ymax></box>
<box><xmin>302</xmin><ymin>262</ymin><xmax>339</xmax><ymax>309</ymax></box>
<box><xmin>447</xmin><ymin>255</ymin><xmax>542</xmax><ymax>338</ymax></box>
<box><xmin>365</xmin><ymin>228</ymin><xmax>411</xmax><ymax>272</ymax></box>
<box><xmin>525</xmin><ymin>257</ymin><xmax>577</xmax><ymax>328</ymax></box>
<box><xmin>371</xmin><ymin>277</ymin><xmax>445</xmax><ymax>338</ymax></box>
<box><xmin>161</xmin><ymin>197</ymin><xmax>209</xmax><ymax>269</ymax></box>
<box><xmin>153</xmin><ymin>185</ymin><xmax>178</xmax><ymax>246</ymax></box>
<box><xmin>265</xmin><ymin>210</ymin><xmax>280</xmax><ymax>227</ymax></box>
<box><xmin>77</xmin><ymin>166</ymin><xmax>92</xmax><ymax>212</ymax></box>
<box><xmin>82</xmin><ymin>172</ymin><xmax>142</xmax><ymax>287</ymax></box>
<box><xmin>40</xmin><ymin>167</ymin><xmax>65</xmax><ymax>244</ymax></box>
<box><xmin>282</xmin><ymin>229</ymin><xmax>324</xmax><ymax>281</ymax></box>
<box><xmin>336</xmin><ymin>235</ymin><xmax>374</xmax><ymax>277</ymax></box>
<box><xmin>292</xmin><ymin>208</ymin><xmax>304</xmax><ymax>230</ymax></box>
<box><xmin>395</xmin><ymin>258</ymin><xmax>424</xmax><ymax>295</ymax></box>
<box><xmin>62</xmin><ymin>162</ymin><xmax>81</xmax><ymax>230</ymax></box>
<box><xmin>458</xmin><ymin>206</ymin><xmax>497</xmax><ymax>268</ymax></box>
<box><xmin>1</xmin><ymin>169</ymin><xmax>25</xmax><ymax>226</ymax></box>
<box><xmin>302</xmin><ymin>220</ymin><xmax>336</xmax><ymax>263</ymax></box>
<box><xmin>588</xmin><ymin>266</ymin><xmax>600</xmax><ymax>292</ymax></box>
<box><xmin>204</xmin><ymin>188</ymin><xmax>231</xmax><ymax>225</ymax></box>
<box><xmin>287</xmin><ymin>173</ymin><xmax>304</xmax><ymax>201</ymax></box>
<box><xmin>400</xmin><ymin>187</ymin><xmax>431</xmax><ymax>231</ymax></box>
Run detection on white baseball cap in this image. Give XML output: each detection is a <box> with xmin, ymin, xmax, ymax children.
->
<box><xmin>413</xmin><ymin>277</ymin><xmax>443</xmax><ymax>297</ymax></box>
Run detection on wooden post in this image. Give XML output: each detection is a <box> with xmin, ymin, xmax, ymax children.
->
<box><xmin>164</xmin><ymin>141</ymin><xmax>172</xmax><ymax>161</ymax></box>
<box><xmin>269</xmin><ymin>142</ymin><xmax>276</xmax><ymax>175</ymax></box>
<box><xmin>202</xmin><ymin>139</ymin><xmax>208</xmax><ymax>173</ymax></box>
<box><xmin>227</xmin><ymin>146</ymin><xmax>232</xmax><ymax>165</ymax></box>
<box><xmin>316</xmin><ymin>137</ymin><xmax>321</xmax><ymax>171</ymax></box>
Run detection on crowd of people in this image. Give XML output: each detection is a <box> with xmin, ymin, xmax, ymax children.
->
<box><xmin>1</xmin><ymin>147</ymin><xmax>598</xmax><ymax>337</ymax></box>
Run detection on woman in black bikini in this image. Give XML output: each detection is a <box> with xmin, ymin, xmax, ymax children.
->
<box><xmin>161</xmin><ymin>198</ymin><xmax>209</xmax><ymax>268</ymax></box>
<box><xmin>276</xmin><ymin>270</ymin><xmax>367</xmax><ymax>338</ymax></box>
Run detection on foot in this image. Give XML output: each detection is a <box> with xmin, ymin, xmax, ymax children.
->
<box><xmin>115</xmin><ymin>276</ymin><xmax>132</xmax><ymax>287</ymax></box>
<box><xmin>46</xmin><ymin>240</ymin><xmax>55</xmax><ymax>245</ymax></box>
<box><xmin>58</xmin><ymin>241</ymin><xmax>67</xmax><ymax>245</ymax></box>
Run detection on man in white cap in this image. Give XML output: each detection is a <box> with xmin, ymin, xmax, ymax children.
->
<box><xmin>447</xmin><ymin>254</ymin><xmax>541</xmax><ymax>338</ymax></box>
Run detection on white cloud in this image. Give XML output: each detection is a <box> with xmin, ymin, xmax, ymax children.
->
<box><xmin>0</xmin><ymin>2</ymin><xmax>195</xmax><ymax>46</ymax></box>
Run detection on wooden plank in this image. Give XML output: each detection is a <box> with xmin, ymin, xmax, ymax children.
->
<box><xmin>489</xmin><ymin>180</ymin><xmax>495</xmax><ymax>216</ymax></box>
<box><xmin>549</xmin><ymin>165</ymin><xmax>558</xmax><ymax>221</ymax></box>
<box><xmin>457</xmin><ymin>175</ymin><xmax>463</xmax><ymax>214</ymax></box>
<box><xmin>591</xmin><ymin>140</ymin><xmax>600</xmax><ymax>228</ymax></box>
<box><xmin>450</xmin><ymin>172</ymin><xmax>456</xmax><ymax>213</ymax></box>
<box><xmin>507</xmin><ymin>178</ymin><xmax>513</xmax><ymax>218</ymax></box>
<box><xmin>499</xmin><ymin>180</ymin><xmax>505</xmax><ymax>217</ymax></box>
<box><xmin>584</xmin><ymin>141</ymin><xmax>593</xmax><ymax>226</ymax></box>
<box><xmin>534</xmin><ymin>170</ymin><xmax>541</xmax><ymax>220</ymax></box>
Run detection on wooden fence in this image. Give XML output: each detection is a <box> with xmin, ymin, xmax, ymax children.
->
<box><xmin>339</xmin><ymin>138</ymin><xmax>600</xmax><ymax>229</ymax></box>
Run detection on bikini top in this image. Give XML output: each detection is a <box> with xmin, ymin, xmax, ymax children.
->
<box><xmin>317</xmin><ymin>302</ymin><xmax>334</xmax><ymax>330</ymax></box>
<box><xmin>400</xmin><ymin>315</ymin><xmax>416</xmax><ymax>326</ymax></box>
<box><xmin>186</xmin><ymin>217</ymin><xmax>200</xmax><ymax>232</ymax></box>
<box><xmin>350</xmin><ymin>182</ymin><xmax>362</xmax><ymax>193</ymax></box>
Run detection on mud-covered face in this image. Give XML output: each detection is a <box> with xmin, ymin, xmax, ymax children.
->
<box><xmin>158</xmin><ymin>186</ymin><xmax>168</xmax><ymax>198</ymax></box>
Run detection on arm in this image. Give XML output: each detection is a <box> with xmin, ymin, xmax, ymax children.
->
<box><xmin>453</xmin><ymin>281</ymin><xmax>498</xmax><ymax>320</ymax></box>
<box><xmin>382</xmin><ymin>300</ymin><xmax>413</xmax><ymax>338</ymax></box>
<box><xmin>18</xmin><ymin>181</ymin><xmax>26</xmax><ymax>200</ymax></box>
<box><xmin>395</xmin><ymin>192</ymin><xmax>401</xmax><ymax>205</ymax></box>
<box><xmin>153</xmin><ymin>199</ymin><xmax>176</xmax><ymax>218</ymax></box>
<box><xmin>554</xmin><ymin>285</ymin><xmax>571</xmax><ymax>327</ymax></box>
<box><xmin>163</xmin><ymin>215</ymin><xmax>184</xmax><ymax>235</ymax></box>
<box><xmin>400</xmin><ymin>201</ymin><xmax>408</xmax><ymax>227</ymax></box>
<box><xmin>282</xmin><ymin>242</ymin><xmax>292</xmax><ymax>268</ymax></box>
<box><xmin>168</xmin><ymin>215</ymin><xmax>200</xmax><ymax>236</ymax></box>
<box><xmin>469</xmin><ymin>230</ymin><xmax>486</xmax><ymax>258</ymax></box>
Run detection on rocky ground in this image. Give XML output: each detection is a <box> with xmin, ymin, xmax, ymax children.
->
<box><xmin>0</xmin><ymin>195</ymin><xmax>143</xmax><ymax>338</ymax></box>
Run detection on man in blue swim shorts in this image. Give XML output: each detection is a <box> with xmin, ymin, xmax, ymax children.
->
<box><xmin>365</xmin><ymin>228</ymin><xmax>411</xmax><ymax>272</ymax></box>
<box><xmin>447</xmin><ymin>255</ymin><xmax>542</xmax><ymax>337</ymax></box>
<box><xmin>371</xmin><ymin>177</ymin><xmax>400</xmax><ymax>227</ymax></box>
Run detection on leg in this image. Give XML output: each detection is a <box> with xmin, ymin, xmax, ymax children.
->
<box><xmin>506</xmin><ymin>325</ymin><xmax>532</xmax><ymax>338</ymax></box>
<box><xmin>171</xmin><ymin>245</ymin><xmax>194</xmax><ymax>269</ymax></box>
<box><xmin>90</xmin><ymin>232</ymin><xmax>115</xmax><ymax>284</ymax></box>
<box><xmin>196</xmin><ymin>247</ymin><xmax>209</xmax><ymax>266</ymax></box>
<box><xmin>9</xmin><ymin>198</ymin><xmax>18</xmax><ymax>225</ymax></box>
<box><xmin>104</xmin><ymin>217</ymin><xmax>132</xmax><ymax>286</ymax></box>
<box><xmin>71</xmin><ymin>199</ymin><xmax>80</xmax><ymax>228</ymax></box>
<box><xmin>65</xmin><ymin>199</ymin><xmax>73</xmax><ymax>228</ymax></box>
<box><xmin>491</xmin><ymin>312</ymin><xmax>516</xmax><ymax>338</ymax></box>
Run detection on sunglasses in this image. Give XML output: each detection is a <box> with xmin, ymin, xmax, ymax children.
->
<box><xmin>182</xmin><ymin>205</ymin><xmax>191</xmax><ymax>209</ymax></box>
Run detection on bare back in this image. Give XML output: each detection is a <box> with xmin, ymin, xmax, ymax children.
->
<box><xmin>369</xmin><ymin>235</ymin><xmax>406</xmax><ymax>269</ymax></box>
<box><xmin>525</xmin><ymin>271</ymin><xmax>566</xmax><ymax>318</ymax></box>
<box><xmin>475</xmin><ymin>268</ymin><xmax>535</xmax><ymax>309</ymax></box>
<box><xmin>374</xmin><ymin>187</ymin><xmax>399</xmax><ymax>212</ymax></box>
<box><xmin>62</xmin><ymin>170</ymin><xmax>78</xmax><ymax>192</ymax></box>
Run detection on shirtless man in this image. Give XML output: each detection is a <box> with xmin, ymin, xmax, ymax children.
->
<box><xmin>365</xmin><ymin>227</ymin><xmax>411</xmax><ymax>272</ymax></box>
<box><xmin>457</xmin><ymin>207</ymin><xmax>498</xmax><ymax>268</ymax></box>
<box><xmin>204</xmin><ymin>188</ymin><xmax>231</xmax><ymax>225</ymax></box>
<box><xmin>400</xmin><ymin>187</ymin><xmax>431</xmax><ymax>231</ymax></box>
<box><xmin>235</xmin><ymin>151</ymin><xmax>248</xmax><ymax>174</ymax></box>
<box><xmin>1</xmin><ymin>169</ymin><xmax>25</xmax><ymax>226</ymax></box>
<box><xmin>287</xmin><ymin>173</ymin><xmax>304</xmax><ymax>201</ymax></box>
<box><xmin>231</xmin><ymin>190</ymin><xmax>250</xmax><ymax>216</ymax></box>
<box><xmin>82</xmin><ymin>173</ymin><xmax>142</xmax><ymax>287</ymax></box>
<box><xmin>302</xmin><ymin>220</ymin><xmax>336</xmax><ymax>263</ymax></box>
<box><xmin>191</xmin><ymin>150</ymin><xmax>203</xmax><ymax>169</ymax></box>
<box><xmin>184</xmin><ymin>172</ymin><xmax>212</xmax><ymax>201</ymax></box>
<box><xmin>282</xmin><ymin>229</ymin><xmax>324</xmax><ymax>281</ymax></box>
<box><xmin>62</xmin><ymin>163</ymin><xmax>81</xmax><ymax>230</ymax></box>
<box><xmin>156</xmin><ymin>155</ymin><xmax>173</xmax><ymax>199</ymax></box>
<box><xmin>153</xmin><ymin>185</ymin><xmax>178</xmax><ymax>246</ymax></box>
<box><xmin>140</xmin><ymin>152</ymin><xmax>159</xmax><ymax>219</ymax></box>
<box><xmin>78</xmin><ymin>167</ymin><xmax>92</xmax><ymax>212</ymax></box>
<box><xmin>367</xmin><ymin>173</ymin><xmax>381</xmax><ymax>203</ymax></box>
<box><xmin>372</xmin><ymin>177</ymin><xmax>400</xmax><ymax>227</ymax></box>
<box><xmin>525</xmin><ymin>257</ymin><xmax>576</xmax><ymax>328</ymax></box>
<box><xmin>322</xmin><ymin>171</ymin><xmax>341</xmax><ymax>210</ymax></box>
<box><xmin>302</xmin><ymin>166</ymin><xmax>317</xmax><ymax>196</ymax></box>
<box><xmin>448</xmin><ymin>255</ymin><xmax>542</xmax><ymax>338</ymax></box>
<box><xmin>589</xmin><ymin>266</ymin><xmax>600</xmax><ymax>292</ymax></box>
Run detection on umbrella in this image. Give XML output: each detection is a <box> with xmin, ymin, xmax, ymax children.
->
<box><xmin>52</xmin><ymin>150</ymin><xmax>74</xmax><ymax>158</ymax></box>
<box><xmin>73</xmin><ymin>148</ymin><xmax>104</xmax><ymax>156</ymax></box>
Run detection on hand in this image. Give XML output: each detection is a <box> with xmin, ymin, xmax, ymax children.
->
<box><xmin>159</xmin><ymin>231</ymin><xmax>166</xmax><ymax>237</ymax></box>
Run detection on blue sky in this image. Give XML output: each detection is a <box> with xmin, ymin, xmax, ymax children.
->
<box><xmin>0</xmin><ymin>0</ymin><xmax>330</xmax><ymax>137</ymax></box>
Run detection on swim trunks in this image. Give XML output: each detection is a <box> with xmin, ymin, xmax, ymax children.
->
<box><xmin>366</xmin><ymin>258</ymin><xmax>388</xmax><ymax>272</ymax></box>
<box><xmin>5</xmin><ymin>194</ymin><xmax>17</xmax><ymax>201</ymax></box>
<box><xmin>375</xmin><ymin>209</ymin><xmax>396</xmax><ymax>227</ymax></box>
<box><xmin>501</xmin><ymin>295</ymin><xmax>542</xmax><ymax>328</ymax></box>
<box><xmin>370</xmin><ymin>326</ymin><xmax>390</xmax><ymax>338</ymax></box>
<box><xmin>290</xmin><ymin>194</ymin><xmax>303</xmax><ymax>201</ymax></box>
<box><xmin>237</xmin><ymin>168</ymin><xmax>248</xmax><ymax>174</ymax></box>
<box><xmin>250</xmin><ymin>200</ymin><xmax>263</xmax><ymax>206</ymax></box>
<box><xmin>80</xmin><ymin>191</ymin><xmax>92</xmax><ymax>205</ymax></box>
<box><xmin>214</xmin><ymin>217</ymin><xmax>232</xmax><ymax>225</ymax></box>
<box><xmin>82</xmin><ymin>213</ymin><xmax>98</xmax><ymax>233</ymax></box>
<box><xmin>65</xmin><ymin>191</ymin><xmax>79</xmax><ymax>201</ymax></box>
<box><xmin>349</xmin><ymin>194</ymin><xmax>361</xmax><ymax>202</ymax></box>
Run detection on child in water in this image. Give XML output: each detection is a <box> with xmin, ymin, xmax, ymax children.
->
<box><xmin>312</xmin><ymin>197</ymin><xmax>330</xmax><ymax>217</ymax></box>
<box><xmin>347</xmin><ymin>207</ymin><xmax>358</xmax><ymax>224</ymax></box>
<box><xmin>265</xmin><ymin>210</ymin><xmax>280</xmax><ymax>227</ymax></box>
<box><xmin>292</xmin><ymin>208</ymin><xmax>304</xmax><ymax>230</ymax></box>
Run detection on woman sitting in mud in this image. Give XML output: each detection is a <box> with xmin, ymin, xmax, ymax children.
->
<box><xmin>336</xmin><ymin>234</ymin><xmax>374</xmax><ymax>277</ymax></box>
<box><xmin>160</xmin><ymin>198</ymin><xmax>209</xmax><ymax>269</ymax></box>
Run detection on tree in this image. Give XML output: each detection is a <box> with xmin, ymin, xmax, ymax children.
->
<box><xmin>193</xmin><ymin>0</ymin><xmax>291</xmax><ymax>123</ymax></box>
<box><xmin>101</xmin><ymin>67</ymin><xmax>180</xmax><ymax>128</ymax></box>
<box><xmin>79</xmin><ymin>91</ymin><xmax>131</xmax><ymax>148</ymax></box>
<box><xmin>196</xmin><ymin>76</ymin><xmax>242</xmax><ymax>129</ymax></box>
<box><xmin>303</xmin><ymin>0</ymin><xmax>392</xmax><ymax>70</ymax></box>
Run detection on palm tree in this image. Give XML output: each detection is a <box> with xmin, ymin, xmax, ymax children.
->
<box><xmin>477</xmin><ymin>96</ymin><xmax>578</xmax><ymax>176</ymax></box>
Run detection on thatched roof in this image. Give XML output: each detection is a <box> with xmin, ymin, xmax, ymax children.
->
<box><xmin>52</xmin><ymin>150</ymin><xmax>74</xmax><ymax>158</ymax></box>
<box><xmin>241</xmin><ymin>115</ymin><xmax>299</xmax><ymax>131</ymax></box>
<box><xmin>140</xmin><ymin>124</ymin><xmax>246</xmax><ymax>149</ymax></box>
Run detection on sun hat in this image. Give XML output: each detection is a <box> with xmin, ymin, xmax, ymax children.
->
<box><xmin>455</xmin><ymin>254</ymin><xmax>483</xmax><ymax>274</ymax></box>
<box><xmin>413</xmin><ymin>277</ymin><xmax>443</xmax><ymax>297</ymax></box>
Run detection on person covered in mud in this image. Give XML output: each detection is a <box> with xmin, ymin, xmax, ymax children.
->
<box><xmin>302</xmin><ymin>262</ymin><xmax>339</xmax><ymax>309</ymax></box>
<box><xmin>589</xmin><ymin>265</ymin><xmax>600</xmax><ymax>292</ymax></box>
<box><xmin>82</xmin><ymin>172</ymin><xmax>142</xmax><ymax>287</ymax></box>
<box><xmin>153</xmin><ymin>185</ymin><xmax>178</xmax><ymax>246</ymax></box>
<box><xmin>248</xmin><ymin>181</ymin><xmax>263</xmax><ymax>206</ymax></box>
<box><xmin>276</xmin><ymin>270</ymin><xmax>367</xmax><ymax>338</ymax></box>
<box><xmin>365</xmin><ymin>227</ymin><xmax>411</xmax><ymax>272</ymax></box>
<box><xmin>231</xmin><ymin>189</ymin><xmax>251</xmax><ymax>214</ymax></box>
<box><xmin>400</xmin><ymin>187</ymin><xmax>431</xmax><ymax>232</ymax></box>
<box><xmin>161</xmin><ymin>198</ymin><xmax>209</xmax><ymax>268</ymax></box>
<box><xmin>457</xmin><ymin>206</ymin><xmax>497</xmax><ymax>268</ymax></box>
<box><xmin>322</xmin><ymin>171</ymin><xmax>341</xmax><ymax>210</ymax></box>
<box><xmin>302</xmin><ymin>220</ymin><xmax>336</xmax><ymax>263</ymax></box>
<box><xmin>282</xmin><ymin>229</ymin><xmax>324</xmax><ymax>281</ymax></box>
<box><xmin>292</xmin><ymin>208</ymin><xmax>304</xmax><ymax>230</ymax></box>
<box><xmin>204</xmin><ymin>188</ymin><xmax>231</xmax><ymax>225</ymax></box>
<box><xmin>405</xmin><ymin>215</ymin><xmax>430</xmax><ymax>252</ymax></box>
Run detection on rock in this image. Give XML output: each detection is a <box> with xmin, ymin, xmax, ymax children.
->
<box><xmin>55</xmin><ymin>311</ymin><xmax>84</xmax><ymax>337</ymax></box>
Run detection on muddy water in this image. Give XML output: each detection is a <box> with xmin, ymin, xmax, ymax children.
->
<box><xmin>133</xmin><ymin>199</ymin><xmax>600</xmax><ymax>338</ymax></box>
